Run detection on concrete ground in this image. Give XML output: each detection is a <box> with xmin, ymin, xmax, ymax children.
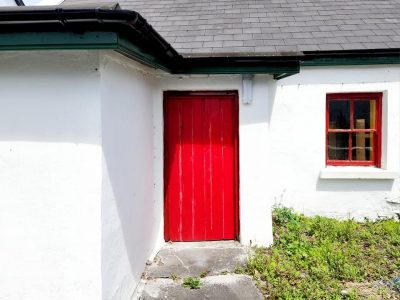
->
<box><xmin>137</xmin><ymin>241</ymin><xmax>263</xmax><ymax>299</ymax></box>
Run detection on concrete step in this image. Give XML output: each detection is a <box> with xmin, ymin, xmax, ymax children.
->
<box><xmin>146</xmin><ymin>241</ymin><xmax>247</xmax><ymax>278</ymax></box>
<box><xmin>137</xmin><ymin>241</ymin><xmax>263</xmax><ymax>299</ymax></box>
<box><xmin>139</xmin><ymin>275</ymin><xmax>264</xmax><ymax>300</ymax></box>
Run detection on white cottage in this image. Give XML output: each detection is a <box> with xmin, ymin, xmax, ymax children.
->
<box><xmin>0</xmin><ymin>1</ymin><xmax>399</xmax><ymax>299</ymax></box>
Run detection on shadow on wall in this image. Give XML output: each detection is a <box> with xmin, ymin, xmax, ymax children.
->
<box><xmin>267</xmin><ymin>77</ymin><xmax>277</xmax><ymax>126</ymax></box>
<box><xmin>265</xmin><ymin>65</ymin><xmax>399</xmax><ymax>128</ymax></box>
<box><xmin>237</xmin><ymin>75</ymin><xmax>276</xmax><ymax>126</ymax></box>
<box><xmin>277</xmin><ymin>65</ymin><xmax>400</xmax><ymax>86</ymax></box>
<box><xmin>316</xmin><ymin>178</ymin><xmax>395</xmax><ymax>192</ymax></box>
<box><xmin>100</xmin><ymin>59</ymin><xmax>159</xmax><ymax>298</ymax></box>
<box><xmin>101</xmin><ymin>149</ymin><xmax>155</xmax><ymax>296</ymax></box>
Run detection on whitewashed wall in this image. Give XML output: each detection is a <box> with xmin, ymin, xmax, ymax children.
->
<box><xmin>0</xmin><ymin>50</ymin><xmax>162</xmax><ymax>300</ymax></box>
<box><xmin>100</xmin><ymin>53</ymin><xmax>158</xmax><ymax>300</ymax></box>
<box><xmin>0</xmin><ymin>0</ymin><xmax>63</xmax><ymax>6</ymax></box>
<box><xmin>153</xmin><ymin>74</ymin><xmax>274</xmax><ymax>247</ymax></box>
<box><xmin>152</xmin><ymin>65</ymin><xmax>400</xmax><ymax>248</ymax></box>
<box><xmin>267</xmin><ymin>65</ymin><xmax>400</xmax><ymax>220</ymax></box>
<box><xmin>0</xmin><ymin>0</ymin><xmax>16</xmax><ymax>6</ymax></box>
<box><xmin>0</xmin><ymin>48</ymin><xmax>398</xmax><ymax>300</ymax></box>
<box><xmin>0</xmin><ymin>51</ymin><xmax>102</xmax><ymax>300</ymax></box>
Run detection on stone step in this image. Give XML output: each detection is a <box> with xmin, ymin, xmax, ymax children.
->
<box><xmin>139</xmin><ymin>275</ymin><xmax>264</xmax><ymax>300</ymax></box>
<box><xmin>146</xmin><ymin>241</ymin><xmax>247</xmax><ymax>279</ymax></box>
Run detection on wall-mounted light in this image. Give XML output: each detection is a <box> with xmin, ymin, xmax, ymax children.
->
<box><xmin>242</xmin><ymin>74</ymin><xmax>253</xmax><ymax>104</ymax></box>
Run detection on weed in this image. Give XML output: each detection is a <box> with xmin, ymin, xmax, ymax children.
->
<box><xmin>220</xmin><ymin>270</ymin><xmax>228</xmax><ymax>275</ymax></box>
<box><xmin>200</xmin><ymin>270</ymin><xmax>210</xmax><ymax>278</ymax></box>
<box><xmin>246</xmin><ymin>207</ymin><xmax>400</xmax><ymax>299</ymax></box>
<box><xmin>234</xmin><ymin>266</ymin><xmax>245</xmax><ymax>274</ymax></box>
<box><xmin>182</xmin><ymin>277</ymin><xmax>202</xmax><ymax>289</ymax></box>
<box><xmin>170</xmin><ymin>273</ymin><xmax>179</xmax><ymax>281</ymax></box>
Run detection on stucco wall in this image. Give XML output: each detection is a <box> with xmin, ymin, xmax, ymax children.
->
<box><xmin>0</xmin><ymin>51</ymin><xmax>102</xmax><ymax>300</ymax></box>
<box><xmin>100</xmin><ymin>53</ymin><xmax>158</xmax><ymax>299</ymax></box>
<box><xmin>152</xmin><ymin>65</ymin><xmax>400</xmax><ymax>248</ymax></box>
<box><xmin>267</xmin><ymin>65</ymin><xmax>400</xmax><ymax>219</ymax></box>
<box><xmin>0</xmin><ymin>50</ymin><xmax>161</xmax><ymax>300</ymax></box>
<box><xmin>0</xmin><ymin>49</ymin><xmax>398</xmax><ymax>299</ymax></box>
<box><xmin>153</xmin><ymin>75</ymin><xmax>274</xmax><ymax>247</ymax></box>
<box><xmin>0</xmin><ymin>0</ymin><xmax>16</xmax><ymax>6</ymax></box>
<box><xmin>0</xmin><ymin>0</ymin><xmax>63</xmax><ymax>5</ymax></box>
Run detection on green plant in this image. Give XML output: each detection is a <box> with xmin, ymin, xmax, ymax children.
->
<box><xmin>200</xmin><ymin>270</ymin><xmax>210</xmax><ymax>278</ymax></box>
<box><xmin>220</xmin><ymin>270</ymin><xmax>228</xmax><ymax>275</ymax></box>
<box><xmin>246</xmin><ymin>207</ymin><xmax>400</xmax><ymax>299</ymax></box>
<box><xmin>182</xmin><ymin>277</ymin><xmax>202</xmax><ymax>289</ymax></box>
<box><xmin>234</xmin><ymin>266</ymin><xmax>245</xmax><ymax>274</ymax></box>
<box><xmin>170</xmin><ymin>273</ymin><xmax>179</xmax><ymax>281</ymax></box>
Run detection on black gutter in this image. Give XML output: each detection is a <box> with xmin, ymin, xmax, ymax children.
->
<box><xmin>302</xmin><ymin>49</ymin><xmax>400</xmax><ymax>61</ymax></box>
<box><xmin>0</xmin><ymin>5</ymin><xmax>182</xmax><ymax>70</ymax></box>
<box><xmin>0</xmin><ymin>6</ymin><xmax>398</xmax><ymax>76</ymax></box>
<box><xmin>14</xmin><ymin>0</ymin><xmax>25</xmax><ymax>6</ymax></box>
<box><xmin>0</xmin><ymin>5</ymin><xmax>301</xmax><ymax>75</ymax></box>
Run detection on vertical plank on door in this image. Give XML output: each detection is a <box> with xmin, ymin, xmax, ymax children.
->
<box><xmin>222</xmin><ymin>98</ymin><xmax>235</xmax><ymax>239</ymax></box>
<box><xmin>181</xmin><ymin>100</ymin><xmax>194</xmax><ymax>240</ymax></box>
<box><xmin>192</xmin><ymin>98</ymin><xmax>205</xmax><ymax>241</ymax></box>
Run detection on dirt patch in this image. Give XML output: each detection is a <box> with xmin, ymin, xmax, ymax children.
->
<box><xmin>345</xmin><ymin>282</ymin><xmax>399</xmax><ymax>299</ymax></box>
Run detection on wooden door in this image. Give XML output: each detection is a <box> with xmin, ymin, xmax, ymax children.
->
<box><xmin>164</xmin><ymin>91</ymin><xmax>239</xmax><ymax>241</ymax></box>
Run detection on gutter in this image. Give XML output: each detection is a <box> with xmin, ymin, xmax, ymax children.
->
<box><xmin>0</xmin><ymin>5</ymin><xmax>182</xmax><ymax>72</ymax></box>
<box><xmin>0</xmin><ymin>5</ymin><xmax>398</xmax><ymax>77</ymax></box>
<box><xmin>301</xmin><ymin>49</ymin><xmax>400</xmax><ymax>67</ymax></box>
<box><xmin>0</xmin><ymin>5</ymin><xmax>300</xmax><ymax>76</ymax></box>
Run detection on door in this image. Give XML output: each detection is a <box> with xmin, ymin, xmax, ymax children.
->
<box><xmin>164</xmin><ymin>91</ymin><xmax>239</xmax><ymax>242</ymax></box>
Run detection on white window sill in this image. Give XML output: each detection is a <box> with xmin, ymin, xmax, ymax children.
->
<box><xmin>320</xmin><ymin>166</ymin><xmax>399</xmax><ymax>179</ymax></box>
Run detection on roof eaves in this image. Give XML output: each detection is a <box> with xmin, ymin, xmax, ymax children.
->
<box><xmin>0</xmin><ymin>6</ymin><xmax>398</xmax><ymax>78</ymax></box>
<box><xmin>0</xmin><ymin>5</ymin><xmax>181</xmax><ymax>72</ymax></box>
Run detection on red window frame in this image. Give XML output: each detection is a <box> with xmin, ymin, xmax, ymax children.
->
<box><xmin>326</xmin><ymin>92</ymin><xmax>382</xmax><ymax>167</ymax></box>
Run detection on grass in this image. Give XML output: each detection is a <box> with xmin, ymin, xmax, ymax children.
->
<box><xmin>245</xmin><ymin>207</ymin><xmax>400</xmax><ymax>299</ymax></box>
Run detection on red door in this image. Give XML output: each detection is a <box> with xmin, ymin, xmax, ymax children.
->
<box><xmin>164</xmin><ymin>91</ymin><xmax>239</xmax><ymax>242</ymax></box>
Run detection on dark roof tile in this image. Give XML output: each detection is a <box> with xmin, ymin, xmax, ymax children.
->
<box><xmin>63</xmin><ymin>0</ymin><xmax>400</xmax><ymax>56</ymax></box>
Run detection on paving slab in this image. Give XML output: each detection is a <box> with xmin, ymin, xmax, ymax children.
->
<box><xmin>146</xmin><ymin>241</ymin><xmax>247</xmax><ymax>278</ymax></box>
<box><xmin>140</xmin><ymin>275</ymin><xmax>263</xmax><ymax>300</ymax></box>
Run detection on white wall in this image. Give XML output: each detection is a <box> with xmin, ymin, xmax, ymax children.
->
<box><xmin>153</xmin><ymin>74</ymin><xmax>274</xmax><ymax>247</ymax></box>
<box><xmin>0</xmin><ymin>50</ymin><xmax>162</xmax><ymax>300</ymax></box>
<box><xmin>152</xmin><ymin>65</ymin><xmax>400</xmax><ymax>248</ymax></box>
<box><xmin>100</xmin><ymin>53</ymin><xmax>158</xmax><ymax>299</ymax></box>
<box><xmin>0</xmin><ymin>0</ymin><xmax>63</xmax><ymax>6</ymax></box>
<box><xmin>0</xmin><ymin>51</ymin><xmax>102</xmax><ymax>300</ymax></box>
<box><xmin>267</xmin><ymin>65</ymin><xmax>400</xmax><ymax>220</ymax></box>
<box><xmin>0</xmin><ymin>0</ymin><xmax>16</xmax><ymax>6</ymax></box>
<box><xmin>1</xmin><ymin>49</ymin><xmax>397</xmax><ymax>300</ymax></box>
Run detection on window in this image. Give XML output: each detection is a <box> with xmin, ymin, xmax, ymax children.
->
<box><xmin>326</xmin><ymin>93</ymin><xmax>382</xmax><ymax>167</ymax></box>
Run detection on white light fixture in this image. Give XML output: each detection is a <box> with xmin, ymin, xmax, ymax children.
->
<box><xmin>242</xmin><ymin>74</ymin><xmax>253</xmax><ymax>104</ymax></box>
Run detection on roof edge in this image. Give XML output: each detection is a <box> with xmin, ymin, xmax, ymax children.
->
<box><xmin>0</xmin><ymin>6</ymin><xmax>398</xmax><ymax>77</ymax></box>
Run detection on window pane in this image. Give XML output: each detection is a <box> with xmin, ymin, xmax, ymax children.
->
<box><xmin>328</xmin><ymin>132</ymin><xmax>349</xmax><ymax>160</ymax></box>
<box><xmin>352</xmin><ymin>132</ymin><xmax>373</xmax><ymax>161</ymax></box>
<box><xmin>329</xmin><ymin>100</ymin><xmax>350</xmax><ymax>129</ymax></box>
<box><xmin>354</xmin><ymin>100</ymin><xmax>376</xmax><ymax>129</ymax></box>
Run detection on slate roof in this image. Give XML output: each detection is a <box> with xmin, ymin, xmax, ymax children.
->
<box><xmin>63</xmin><ymin>0</ymin><xmax>400</xmax><ymax>57</ymax></box>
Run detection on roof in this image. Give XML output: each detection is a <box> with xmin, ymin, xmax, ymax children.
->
<box><xmin>0</xmin><ymin>3</ymin><xmax>183</xmax><ymax>69</ymax></box>
<box><xmin>0</xmin><ymin>3</ymin><xmax>398</xmax><ymax>77</ymax></box>
<box><xmin>62</xmin><ymin>0</ymin><xmax>400</xmax><ymax>57</ymax></box>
